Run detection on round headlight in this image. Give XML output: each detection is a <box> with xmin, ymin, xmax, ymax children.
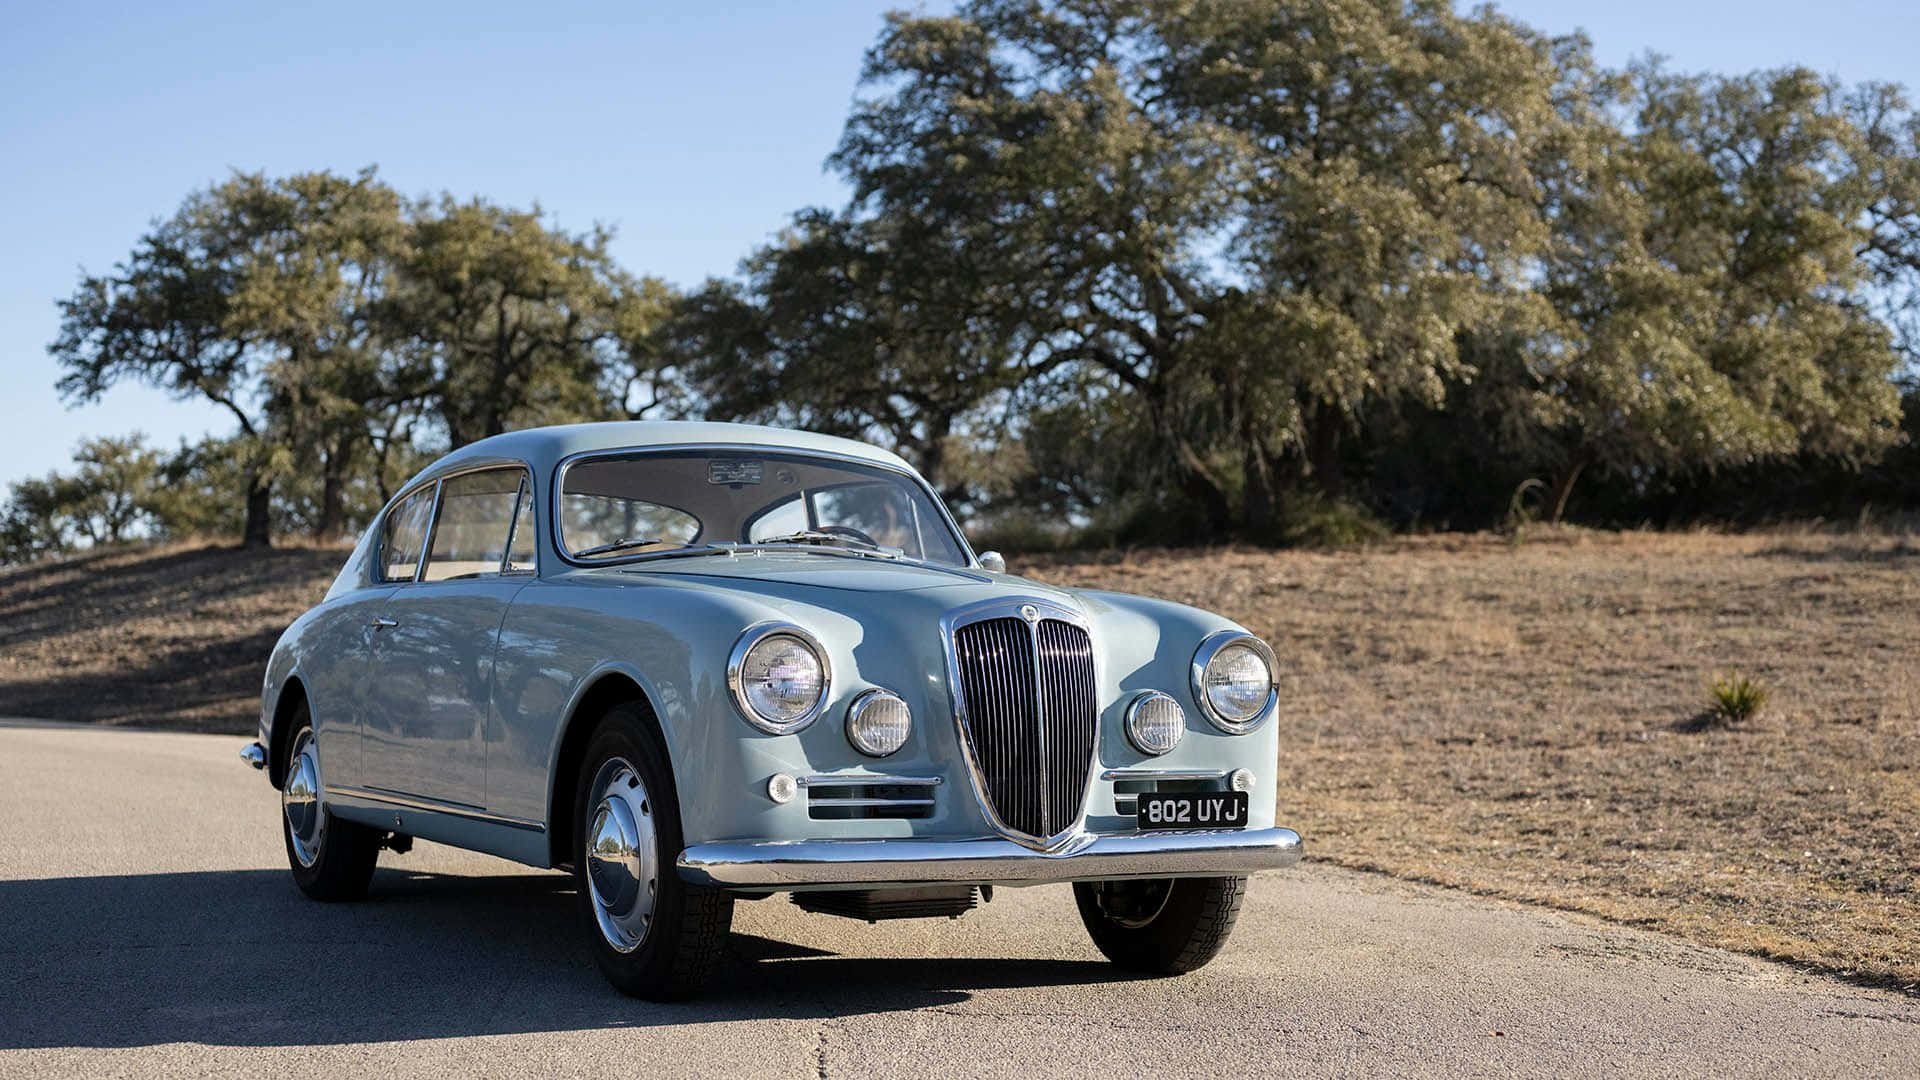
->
<box><xmin>728</xmin><ymin>625</ymin><xmax>829</xmax><ymax>734</ymax></box>
<box><xmin>1125</xmin><ymin>691</ymin><xmax>1185</xmax><ymax>756</ymax></box>
<box><xmin>846</xmin><ymin>689</ymin><xmax>912</xmax><ymax>757</ymax></box>
<box><xmin>1192</xmin><ymin>632</ymin><xmax>1276</xmax><ymax>733</ymax></box>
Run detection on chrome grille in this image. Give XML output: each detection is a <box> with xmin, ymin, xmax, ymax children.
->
<box><xmin>951</xmin><ymin>615</ymin><xmax>1098</xmax><ymax>839</ymax></box>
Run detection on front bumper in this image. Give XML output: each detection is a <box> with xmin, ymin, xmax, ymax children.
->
<box><xmin>676</xmin><ymin>826</ymin><xmax>1303</xmax><ymax>891</ymax></box>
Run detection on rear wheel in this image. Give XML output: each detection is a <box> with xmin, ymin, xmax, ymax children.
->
<box><xmin>280</xmin><ymin>708</ymin><xmax>380</xmax><ymax>901</ymax></box>
<box><xmin>573</xmin><ymin>703</ymin><xmax>733</xmax><ymax>999</ymax></box>
<box><xmin>1073</xmin><ymin>876</ymin><xmax>1248</xmax><ymax>974</ymax></box>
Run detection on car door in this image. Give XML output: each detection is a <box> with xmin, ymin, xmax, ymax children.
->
<box><xmin>359</xmin><ymin>466</ymin><xmax>535</xmax><ymax>810</ymax></box>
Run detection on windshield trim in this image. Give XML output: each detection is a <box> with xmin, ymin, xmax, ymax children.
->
<box><xmin>549</xmin><ymin>443</ymin><xmax>977</xmax><ymax>572</ymax></box>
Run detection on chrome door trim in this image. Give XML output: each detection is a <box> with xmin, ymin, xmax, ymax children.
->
<box><xmin>329</xmin><ymin>785</ymin><xmax>547</xmax><ymax>833</ymax></box>
<box><xmin>939</xmin><ymin>595</ymin><xmax>1101</xmax><ymax>853</ymax></box>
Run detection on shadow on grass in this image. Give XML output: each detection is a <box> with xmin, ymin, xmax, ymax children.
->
<box><xmin>1749</xmin><ymin>539</ymin><xmax>1920</xmax><ymax>564</ymax></box>
<box><xmin>0</xmin><ymin>868</ymin><xmax>1130</xmax><ymax>1049</ymax></box>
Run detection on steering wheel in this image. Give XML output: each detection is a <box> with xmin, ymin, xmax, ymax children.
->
<box><xmin>817</xmin><ymin>524</ymin><xmax>881</xmax><ymax>548</ymax></box>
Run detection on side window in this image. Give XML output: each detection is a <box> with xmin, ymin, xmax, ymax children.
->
<box><xmin>422</xmin><ymin>468</ymin><xmax>526</xmax><ymax>582</ymax></box>
<box><xmin>505</xmin><ymin>478</ymin><xmax>536</xmax><ymax>573</ymax></box>
<box><xmin>381</xmin><ymin>487</ymin><xmax>436</xmax><ymax>583</ymax></box>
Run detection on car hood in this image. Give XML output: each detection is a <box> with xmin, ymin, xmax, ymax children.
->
<box><xmin>556</xmin><ymin>550</ymin><xmax>1083</xmax><ymax>608</ymax></box>
<box><xmin>612</xmin><ymin>552</ymin><xmax>1003</xmax><ymax>593</ymax></box>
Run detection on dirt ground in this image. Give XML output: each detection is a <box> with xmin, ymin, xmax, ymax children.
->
<box><xmin>1023</xmin><ymin>530</ymin><xmax>1920</xmax><ymax>992</ymax></box>
<box><xmin>2</xmin><ymin>530</ymin><xmax>1914</xmax><ymax>990</ymax></box>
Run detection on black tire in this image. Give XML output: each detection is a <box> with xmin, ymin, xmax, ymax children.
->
<box><xmin>573</xmin><ymin>702</ymin><xmax>734</xmax><ymax>1000</ymax></box>
<box><xmin>280</xmin><ymin>709</ymin><xmax>381</xmax><ymax>902</ymax></box>
<box><xmin>1073</xmin><ymin>876</ymin><xmax>1248</xmax><ymax>974</ymax></box>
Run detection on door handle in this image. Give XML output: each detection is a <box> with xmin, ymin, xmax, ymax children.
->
<box><xmin>369</xmin><ymin>617</ymin><xmax>399</xmax><ymax>632</ymax></box>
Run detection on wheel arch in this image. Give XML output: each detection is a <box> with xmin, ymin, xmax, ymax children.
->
<box><xmin>266</xmin><ymin>673</ymin><xmax>310</xmax><ymax>790</ymax></box>
<box><xmin>546</xmin><ymin>667</ymin><xmax>673</xmax><ymax>869</ymax></box>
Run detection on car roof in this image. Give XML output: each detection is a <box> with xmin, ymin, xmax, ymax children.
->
<box><xmin>411</xmin><ymin>421</ymin><xmax>916</xmax><ymax>487</ymax></box>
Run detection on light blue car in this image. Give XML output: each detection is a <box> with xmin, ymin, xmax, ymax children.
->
<box><xmin>246</xmin><ymin>421</ymin><xmax>1302</xmax><ymax>998</ymax></box>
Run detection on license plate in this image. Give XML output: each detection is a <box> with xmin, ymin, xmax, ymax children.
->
<box><xmin>1136</xmin><ymin>791</ymin><xmax>1248</xmax><ymax>831</ymax></box>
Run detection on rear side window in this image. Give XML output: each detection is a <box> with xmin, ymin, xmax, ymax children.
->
<box><xmin>381</xmin><ymin>487</ymin><xmax>435</xmax><ymax>582</ymax></box>
<box><xmin>423</xmin><ymin>468</ymin><xmax>527</xmax><ymax>582</ymax></box>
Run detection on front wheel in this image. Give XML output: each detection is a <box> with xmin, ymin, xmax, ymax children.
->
<box><xmin>1073</xmin><ymin>876</ymin><xmax>1248</xmax><ymax>974</ymax></box>
<box><xmin>573</xmin><ymin>703</ymin><xmax>733</xmax><ymax>1000</ymax></box>
<box><xmin>280</xmin><ymin>712</ymin><xmax>380</xmax><ymax>901</ymax></box>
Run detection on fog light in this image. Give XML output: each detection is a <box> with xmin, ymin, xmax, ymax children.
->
<box><xmin>1230</xmin><ymin>768</ymin><xmax>1255</xmax><ymax>792</ymax></box>
<box><xmin>846</xmin><ymin>689</ymin><xmax>912</xmax><ymax>757</ymax></box>
<box><xmin>767</xmin><ymin>773</ymin><xmax>798</xmax><ymax>804</ymax></box>
<box><xmin>1124</xmin><ymin>691</ymin><xmax>1185</xmax><ymax>756</ymax></box>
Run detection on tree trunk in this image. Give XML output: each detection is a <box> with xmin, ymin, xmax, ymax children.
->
<box><xmin>1171</xmin><ymin>435</ymin><xmax>1232</xmax><ymax>538</ymax></box>
<box><xmin>1305</xmin><ymin>398</ymin><xmax>1344</xmax><ymax>497</ymax></box>
<box><xmin>315</xmin><ymin>430</ymin><xmax>355</xmax><ymax>539</ymax></box>
<box><xmin>1241</xmin><ymin>441</ymin><xmax>1280</xmax><ymax>538</ymax></box>
<box><xmin>1547</xmin><ymin>451</ymin><xmax>1592</xmax><ymax>525</ymax></box>
<box><xmin>242</xmin><ymin>472</ymin><xmax>273</xmax><ymax>549</ymax></box>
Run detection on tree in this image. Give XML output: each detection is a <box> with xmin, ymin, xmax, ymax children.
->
<box><xmin>0</xmin><ymin>435</ymin><xmax>165</xmax><ymax>564</ymax></box>
<box><xmin>669</xmin><ymin>207</ymin><xmax>1035</xmax><ymax>494</ymax></box>
<box><xmin>386</xmin><ymin>197</ymin><xmax>650</xmax><ymax>447</ymax></box>
<box><xmin>50</xmin><ymin>169</ymin><xmax>407</xmax><ymax>547</ymax></box>
<box><xmin>717</xmin><ymin>0</ymin><xmax>1594</xmax><ymax>536</ymax></box>
<box><xmin>1509</xmin><ymin>65</ymin><xmax>1907</xmax><ymax>521</ymax></box>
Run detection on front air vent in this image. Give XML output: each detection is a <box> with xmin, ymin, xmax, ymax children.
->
<box><xmin>1111</xmin><ymin>773</ymin><xmax>1230</xmax><ymax>817</ymax></box>
<box><xmin>803</xmin><ymin>775</ymin><xmax>937</xmax><ymax>820</ymax></box>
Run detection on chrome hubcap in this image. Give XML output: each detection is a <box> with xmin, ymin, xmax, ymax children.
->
<box><xmin>584</xmin><ymin>757</ymin><xmax>658</xmax><ymax>953</ymax></box>
<box><xmin>283</xmin><ymin>729</ymin><xmax>326</xmax><ymax>867</ymax></box>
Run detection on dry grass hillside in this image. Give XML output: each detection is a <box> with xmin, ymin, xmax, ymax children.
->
<box><xmin>0</xmin><ymin>542</ymin><xmax>346</xmax><ymax>729</ymax></box>
<box><xmin>1</xmin><ymin>530</ymin><xmax>1914</xmax><ymax>990</ymax></box>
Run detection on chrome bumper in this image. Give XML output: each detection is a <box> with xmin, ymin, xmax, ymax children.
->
<box><xmin>676</xmin><ymin>827</ymin><xmax>1303</xmax><ymax>891</ymax></box>
<box><xmin>240</xmin><ymin>742</ymin><xmax>266</xmax><ymax>770</ymax></box>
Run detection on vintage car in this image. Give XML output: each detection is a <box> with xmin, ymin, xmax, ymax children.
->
<box><xmin>244</xmin><ymin>421</ymin><xmax>1301</xmax><ymax>998</ymax></box>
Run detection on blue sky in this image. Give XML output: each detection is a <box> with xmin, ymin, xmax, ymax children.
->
<box><xmin>4</xmin><ymin>0</ymin><xmax>1916</xmax><ymax>494</ymax></box>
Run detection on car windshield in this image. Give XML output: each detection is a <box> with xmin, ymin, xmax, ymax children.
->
<box><xmin>559</xmin><ymin>450</ymin><xmax>970</xmax><ymax>567</ymax></box>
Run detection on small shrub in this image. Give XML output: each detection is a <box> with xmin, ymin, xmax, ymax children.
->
<box><xmin>1278</xmin><ymin>495</ymin><xmax>1390</xmax><ymax>548</ymax></box>
<box><xmin>1706</xmin><ymin>671</ymin><xmax>1770</xmax><ymax>725</ymax></box>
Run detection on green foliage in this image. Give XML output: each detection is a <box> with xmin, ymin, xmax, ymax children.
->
<box><xmin>0</xmin><ymin>436</ymin><xmax>165</xmax><ymax>564</ymax></box>
<box><xmin>29</xmin><ymin>4</ymin><xmax>1920</xmax><ymax>559</ymax></box>
<box><xmin>1706</xmin><ymin>672</ymin><xmax>1771</xmax><ymax>725</ymax></box>
<box><xmin>1274</xmin><ymin>495</ymin><xmax>1391</xmax><ymax>550</ymax></box>
<box><xmin>49</xmin><ymin>169</ymin><xmax>672</xmax><ymax>549</ymax></box>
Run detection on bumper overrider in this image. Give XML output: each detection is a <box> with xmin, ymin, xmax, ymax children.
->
<box><xmin>676</xmin><ymin>827</ymin><xmax>1303</xmax><ymax>891</ymax></box>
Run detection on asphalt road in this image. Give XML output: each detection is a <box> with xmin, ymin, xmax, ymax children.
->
<box><xmin>1</xmin><ymin>722</ymin><xmax>1915</xmax><ymax>1078</ymax></box>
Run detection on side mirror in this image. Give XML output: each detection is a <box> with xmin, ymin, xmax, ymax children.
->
<box><xmin>976</xmin><ymin>550</ymin><xmax>1006</xmax><ymax>573</ymax></box>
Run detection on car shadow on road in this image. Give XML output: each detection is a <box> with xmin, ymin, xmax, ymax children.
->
<box><xmin>0</xmin><ymin>867</ymin><xmax>1128</xmax><ymax>1049</ymax></box>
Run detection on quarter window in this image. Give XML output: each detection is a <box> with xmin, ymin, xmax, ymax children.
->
<box><xmin>380</xmin><ymin>487</ymin><xmax>436</xmax><ymax>582</ymax></box>
<box><xmin>422</xmin><ymin>468</ymin><xmax>528</xmax><ymax>582</ymax></box>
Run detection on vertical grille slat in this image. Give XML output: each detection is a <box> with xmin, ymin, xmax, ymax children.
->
<box><xmin>952</xmin><ymin>614</ymin><xmax>1097</xmax><ymax>840</ymax></box>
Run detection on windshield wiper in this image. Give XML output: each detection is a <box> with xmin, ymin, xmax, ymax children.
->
<box><xmin>753</xmin><ymin>530</ymin><xmax>893</xmax><ymax>555</ymax></box>
<box><xmin>573</xmin><ymin>536</ymin><xmax>668</xmax><ymax>558</ymax></box>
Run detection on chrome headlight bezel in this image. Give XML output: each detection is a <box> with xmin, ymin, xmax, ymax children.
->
<box><xmin>1190</xmin><ymin>630</ymin><xmax>1277</xmax><ymax>734</ymax></box>
<box><xmin>726</xmin><ymin>622</ymin><xmax>831</xmax><ymax>734</ymax></box>
<box><xmin>845</xmin><ymin>688</ymin><xmax>913</xmax><ymax>757</ymax></box>
<box><xmin>1123</xmin><ymin>690</ymin><xmax>1186</xmax><ymax>756</ymax></box>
